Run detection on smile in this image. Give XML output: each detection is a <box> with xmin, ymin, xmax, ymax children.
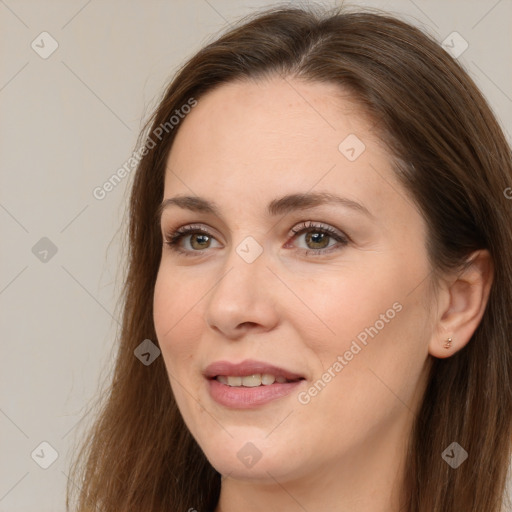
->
<box><xmin>208</xmin><ymin>378</ymin><xmax>304</xmax><ymax>408</ymax></box>
<box><xmin>216</xmin><ymin>374</ymin><xmax>301</xmax><ymax>387</ymax></box>
<box><xmin>204</xmin><ymin>359</ymin><xmax>306</xmax><ymax>408</ymax></box>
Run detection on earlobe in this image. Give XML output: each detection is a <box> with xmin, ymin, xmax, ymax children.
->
<box><xmin>443</xmin><ymin>337</ymin><xmax>453</xmax><ymax>350</ymax></box>
<box><xmin>428</xmin><ymin>249</ymin><xmax>494</xmax><ymax>359</ymax></box>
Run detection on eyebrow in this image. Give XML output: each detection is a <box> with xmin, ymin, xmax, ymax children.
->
<box><xmin>158</xmin><ymin>192</ymin><xmax>374</xmax><ymax>220</ymax></box>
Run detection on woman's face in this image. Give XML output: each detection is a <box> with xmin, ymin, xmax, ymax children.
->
<box><xmin>153</xmin><ymin>78</ymin><xmax>435</xmax><ymax>484</ymax></box>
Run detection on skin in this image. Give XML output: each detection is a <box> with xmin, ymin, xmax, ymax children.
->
<box><xmin>153</xmin><ymin>77</ymin><xmax>493</xmax><ymax>511</ymax></box>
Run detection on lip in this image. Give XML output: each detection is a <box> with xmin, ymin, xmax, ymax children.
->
<box><xmin>203</xmin><ymin>359</ymin><xmax>305</xmax><ymax>381</ymax></box>
<box><xmin>208</xmin><ymin>379</ymin><xmax>303</xmax><ymax>408</ymax></box>
<box><xmin>203</xmin><ymin>359</ymin><xmax>306</xmax><ymax>409</ymax></box>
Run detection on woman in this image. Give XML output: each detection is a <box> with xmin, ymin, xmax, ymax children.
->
<box><xmin>67</xmin><ymin>5</ymin><xmax>512</xmax><ymax>511</ymax></box>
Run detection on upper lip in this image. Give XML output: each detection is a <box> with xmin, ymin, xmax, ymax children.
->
<box><xmin>203</xmin><ymin>359</ymin><xmax>305</xmax><ymax>381</ymax></box>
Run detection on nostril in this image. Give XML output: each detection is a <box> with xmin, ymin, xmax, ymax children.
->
<box><xmin>237</xmin><ymin>321</ymin><xmax>259</xmax><ymax>329</ymax></box>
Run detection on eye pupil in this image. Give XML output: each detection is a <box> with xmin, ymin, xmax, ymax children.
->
<box><xmin>305</xmin><ymin>231</ymin><xmax>329</xmax><ymax>249</ymax></box>
<box><xmin>190</xmin><ymin>233</ymin><xmax>210</xmax><ymax>250</ymax></box>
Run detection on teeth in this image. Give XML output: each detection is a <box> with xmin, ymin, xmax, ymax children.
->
<box><xmin>217</xmin><ymin>374</ymin><xmax>286</xmax><ymax>387</ymax></box>
<box><xmin>226</xmin><ymin>376</ymin><xmax>242</xmax><ymax>386</ymax></box>
<box><xmin>261</xmin><ymin>374</ymin><xmax>276</xmax><ymax>385</ymax></box>
<box><xmin>241</xmin><ymin>375</ymin><xmax>261</xmax><ymax>387</ymax></box>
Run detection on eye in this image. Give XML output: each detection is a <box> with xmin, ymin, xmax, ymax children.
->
<box><xmin>163</xmin><ymin>221</ymin><xmax>349</xmax><ymax>257</ymax></box>
<box><xmin>163</xmin><ymin>224</ymin><xmax>221</xmax><ymax>255</ymax></box>
<box><xmin>287</xmin><ymin>221</ymin><xmax>349</xmax><ymax>255</ymax></box>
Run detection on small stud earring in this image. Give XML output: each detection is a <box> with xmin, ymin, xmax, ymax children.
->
<box><xmin>444</xmin><ymin>337</ymin><xmax>453</xmax><ymax>349</ymax></box>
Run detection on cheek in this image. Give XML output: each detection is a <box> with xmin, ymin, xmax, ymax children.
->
<box><xmin>153</xmin><ymin>266</ymin><xmax>205</xmax><ymax>369</ymax></box>
<box><xmin>291</xmin><ymin>264</ymin><xmax>401</xmax><ymax>354</ymax></box>
<box><xmin>292</xmin><ymin>303</ymin><xmax>427</xmax><ymax>461</ymax></box>
<box><xmin>153</xmin><ymin>268</ymin><xmax>208</xmax><ymax>430</ymax></box>
<box><xmin>296</xmin><ymin>260</ymin><xmax>430</xmax><ymax>397</ymax></box>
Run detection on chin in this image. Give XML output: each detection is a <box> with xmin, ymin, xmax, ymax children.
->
<box><xmin>196</xmin><ymin>432</ymin><xmax>301</xmax><ymax>481</ymax></box>
<box><xmin>206</xmin><ymin>452</ymin><xmax>289</xmax><ymax>481</ymax></box>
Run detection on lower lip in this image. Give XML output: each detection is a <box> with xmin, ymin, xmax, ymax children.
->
<box><xmin>208</xmin><ymin>378</ymin><xmax>304</xmax><ymax>408</ymax></box>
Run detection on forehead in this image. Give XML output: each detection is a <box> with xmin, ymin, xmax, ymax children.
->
<box><xmin>167</xmin><ymin>77</ymin><xmax>377</xmax><ymax>169</ymax></box>
<box><xmin>163</xmin><ymin>78</ymin><xmax>404</xmax><ymax>219</ymax></box>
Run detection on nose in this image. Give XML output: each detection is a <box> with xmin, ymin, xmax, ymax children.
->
<box><xmin>203</xmin><ymin>247</ymin><xmax>280</xmax><ymax>339</ymax></box>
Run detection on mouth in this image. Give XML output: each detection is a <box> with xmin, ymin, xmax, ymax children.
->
<box><xmin>204</xmin><ymin>359</ymin><xmax>306</xmax><ymax>408</ymax></box>
<box><xmin>214</xmin><ymin>374</ymin><xmax>303</xmax><ymax>387</ymax></box>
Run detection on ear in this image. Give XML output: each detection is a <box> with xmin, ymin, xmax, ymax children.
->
<box><xmin>428</xmin><ymin>250</ymin><xmax>494</xmax><ymax>359</ymax></box>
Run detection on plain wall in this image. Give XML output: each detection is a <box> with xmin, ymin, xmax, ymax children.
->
<box><xmin>1</xmin><ymin>0</ymin><xmax>511</xmax><ymax>510</ymax></box>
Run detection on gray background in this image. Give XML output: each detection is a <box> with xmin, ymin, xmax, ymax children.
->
<box><xmin>1</xmin><ymin>0</ymin><xmax>511</xmax><ymax>510</ymax></box>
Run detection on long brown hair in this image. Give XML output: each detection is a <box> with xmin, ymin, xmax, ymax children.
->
<box><xmin>67</xmin><ymin>5</ymin><xmax>512</xmax><ymax>511</ymax></box>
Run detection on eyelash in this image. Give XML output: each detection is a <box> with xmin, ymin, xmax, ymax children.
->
<box><xmin>163</xmin><ymin>221</ymin><xmax>349</xmax><ymax>257</ymax></box>
<box><xmin>288</xmin><ymin>221</ymin><xmax>349</xmax><ymax>255</ymax></box>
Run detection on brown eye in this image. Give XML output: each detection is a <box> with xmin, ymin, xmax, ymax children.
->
<box><xmin>164</xmin><ymin>224</ymin><xmax>221</xmax><ymax>255</ymax></box>
<box><xmin>288</xmin><ymin>221</ymin><xmax>349</xmax><ymax>255</ymax></box>
<box><xmin>190</xmin><ymin>233</ymin><xmax>211</xmax><ymax>250</ymax></box>
<box><xmin>305</xmin><ymin>231</ymin><xmax>330</xmax><ymax>249</ymax></box>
